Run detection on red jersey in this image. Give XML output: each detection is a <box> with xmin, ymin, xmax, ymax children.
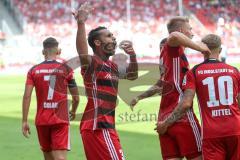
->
<box><xmin>159</xmin><ymin>44</ymin><xmax>191</xmax><ymax>121</ymax></box>
<box><xmin>80</xmin><ymin>55</ymin><xmax>119</xmax><ymax>131</ymax></box>
<box><xmin>26</xmin><ymin>60</ymin><xmax>76</xmax><ymax>125</ymax></box>
<box><xmin>183</xmin><ymin>59</ymin><xmax>240</xmax><ymax>139</ymax></box>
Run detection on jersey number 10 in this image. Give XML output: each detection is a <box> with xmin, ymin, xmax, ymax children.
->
<box><xmin>202</xmin><ymin>76</ymin><xmax>233</xmax><ymax>107</ymax></box>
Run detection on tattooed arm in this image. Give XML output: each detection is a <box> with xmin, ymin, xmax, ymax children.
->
<box><xmin>130</xmin><ymin>80</ymin><xmax>162</xmax><ymax>110</ymax></box>
<box><xmin>155</xmin><ymin>89</ymin><xmax>195</xmax><ymax>135</ymax></box>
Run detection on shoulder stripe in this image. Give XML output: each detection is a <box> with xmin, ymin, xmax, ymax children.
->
<box><xmin>92</xmin><ymin>71</ymin><xmax>98</xmax><ymax>130</ymax></box>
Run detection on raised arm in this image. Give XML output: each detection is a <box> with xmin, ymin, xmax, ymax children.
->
<box><xmin>168</xmin><ymin>31</ymin><xmax>211</xmax><ymax>54</ymax></box>
<box><xmin>119</xmin><ymin>40</ymin><xmax>138</xmax><ymax>80</ymax></box>
<box><xmin>155</xmin><ymin>89</ymin><xmax>195</xmax><ymax>135</ymax></box>
<box><xmin>73</xmin><ymin>2</ymin><xmax>93</xmax><ymax>67</ymax></box>
<box><xmin>22</xmin><ymin>84</ymin><xmax>34</xmax><ymax>138</ymax></box>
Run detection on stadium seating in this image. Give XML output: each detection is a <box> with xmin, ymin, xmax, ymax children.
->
<box><xmin>12</xmin><ymin>0</ymin><xmax>178</xmax><ymax>38</ymax></box>
<box><xmin>184</xmin><ymin>0</ymin><xmax>240</xmax><ymax>48</ymax></box>
<box><xmin>8</xmin><ymin>0</ymin><xmax>240</xmax><ymax>54</ymax></box>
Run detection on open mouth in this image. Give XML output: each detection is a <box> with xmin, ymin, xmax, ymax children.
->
<box><xmin>103</xmin><ymin>42</ymin><xmax>117</xmax><ymax>53</ymax></box>
<box><xmin>107</xmin><ymin>42</ymin><xmax>117</xmax><ymax>50</ymax></box>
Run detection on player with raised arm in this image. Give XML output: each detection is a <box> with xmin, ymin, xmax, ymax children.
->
<box><xmin>72</xmin><ymin>2</ymin><xmax>138</xmax><ymax>160</ymax></box>
<box><xmin>156</xmin><ymin>34</ymin><xmax>240</xmax><ymax>160</ymax></box>
<box><xmin>131</xmin><ymin>17</ymin><xmax>211</xmax><ymax>160</ymax></box>
<box><xmin>22</xmin><ymin>37</ymin><xmax>79</xmax><ymax>160</ymax></box>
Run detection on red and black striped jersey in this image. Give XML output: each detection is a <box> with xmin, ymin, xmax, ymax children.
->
<box><xmin>80</xmin><ymin>55</ymin><xmax>119</xmax><ymax>131</ymax></box>
<box><xmin>26</xmin><ymin>60</ymin><xmax>76</xmax><ymax>125</ymax></box>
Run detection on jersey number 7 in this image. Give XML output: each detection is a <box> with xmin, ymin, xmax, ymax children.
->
<box><xmin>44</xmin><ymin>75</ymin><xmax>56</xmax><ymax>100</ymax></box>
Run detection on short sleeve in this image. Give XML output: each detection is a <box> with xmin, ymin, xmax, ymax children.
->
<box><xmin>165</xmin><ymin>44</ymin><xmax>184</xmax><ymax>58</ymax></box>
<box><xmin>26</xmin><ymin>70</ymin><xmax>34</xmax><ymax>85</ymax></box>
<box><xmin>232</xmin><ymin>67</ymin><xmax>240</xmax><ymax>94</ymax></box>
<box><xmin>182</xmin><ymin>70</ymin><xmax>196</xmax><ymax>90</ymax></box>
<box><xmin>66</xmin><ymin>69</ymin><xmax>77</xmax><ymax>88</ymax></box>
<box><xmin>238</xmin><ymin>76</ymin><xmax>240</xmax><ymax>94</ymax></box>
<box><xmin>66</xmin><ymin>69</ymin><xmax>74</xmax><ymax>81</ymax></box>
<box><xmin>237</xmin><ymin>70</ymin><xmax>240</xmax><ymax>94</ymax></box>
<box><xmin>81</xmin><ymin>56</ymin><xmax>95</xmax><ymax>76</ymax></box>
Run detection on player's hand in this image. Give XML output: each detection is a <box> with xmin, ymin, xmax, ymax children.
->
<box><xmin>129</xmin><ymin>97</ymin><xmax>139</xmax><ymax>111</ymax></box>
<box><xmin>119</xmin><ymin>40</ymin><xmax>136</xmax><ymax>56</ymax></box>
<box><xmin>154</xmin><ymin>121</ymin><xmax>168</xmax><ymax>135</ymax></box>
<box><xmin>197</xmin><ymin>42</ymin><xmax>211</xmax><ymax>55</ymax></box>
<box><xmin>22</xmin><ymin>121</ymin><xmax>31</xmax><ymax>138</ymax></box>
<box><xmin>69</xmin><ymin>111</ymin><xmax>76</xmax><ymax>121</ymax></box>
<box><xmin>72</xmin><ymin>2</ymin><xmax>93</xmax><ymax>24</ymax></box>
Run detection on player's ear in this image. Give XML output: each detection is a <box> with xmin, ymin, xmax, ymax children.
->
<box><xmin>179</xmin><ymin>27</ymin><xmax>183</xmax><ymax>34</ymax></box>
<box><xmin>219</xmin><ymin>47</ymin><xmax>222</xmax><ymax>54</ymax></box>
<box><xmin>42</xmin><ymin>49</ymin><xmax>46</xmax><ymax>55</ymax></box>
<box><xmin>94</xmin><ymin>39</ymin><xmax>101</xmax><ymax>47</ymax></box>
<box><xmin>57</xmin><ymin>48</ymin><xmax>61</xmax><ymax>55</ymax></box>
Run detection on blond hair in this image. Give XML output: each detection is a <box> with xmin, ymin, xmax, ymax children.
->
<box><xmin>167</xmin><ymin>16</ymin><xmax>189</xmax><ymax>33</ymax></box>
<box><xmin>201</xmin><ymin>34</ymin><xmax>221</xmax><ymax>50</ymax></box>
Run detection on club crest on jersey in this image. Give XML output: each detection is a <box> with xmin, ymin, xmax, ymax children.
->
<box><xmin>104</xmin><ymin>73</ymin><xmax>118</xmax><ymax>80</ymax></box>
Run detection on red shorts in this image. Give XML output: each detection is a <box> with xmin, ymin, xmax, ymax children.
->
<box><xmin>202</xmin><ymin>135</ymin><xmax>240</xmax><ymax>160</ymax></box>
<box><xmin>81</xmin><ymin>129</ymin><xmax>125</xmax><ymax>160</ymax></box>
<box><xmin>36</xmin><ymin>124</ymin><xmax>70</xmax><ymax>152</ymax></box>
<box><xmin>159</xmin><ymin>118</ymin><xmax>202</xmax><ymax>160</ymax></box>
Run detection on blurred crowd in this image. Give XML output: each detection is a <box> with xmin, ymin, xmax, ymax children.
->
<box><xmin>13</xmin><ymin>0</ymin><xmax>73</xmax><ymax>39</ymax></box>
<box><xmin>10</xmin><ymin>0</ymin><xmax>240</xmax><ymax>52</ymax></box>
<box><xmin>185</xmin><ymin>0</ymin><xmax>240</xmax><ymax>48</ymax></box>
<box><xmin>12</xmin><ymin>0</ymin><xmax>177</xmax><ymax>42</ymax></box>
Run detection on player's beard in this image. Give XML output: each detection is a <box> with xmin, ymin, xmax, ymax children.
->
<box><xmin>101</xmin><ymin>42</ymin><xmax>117</xmax><ymax>56</ymax></box>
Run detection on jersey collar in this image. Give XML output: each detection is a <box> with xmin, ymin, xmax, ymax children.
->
<box><xmin>204</xmin><ymin>58</ymin><xmax>221</xmax><ymax>63</ymax></box>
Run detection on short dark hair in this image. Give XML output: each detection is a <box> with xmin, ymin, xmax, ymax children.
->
<box><xmin>43</xmin><ymin>37</ymin><xmax>58</xmax><ymax>49</ymax></box>
<box><xmin>88</xmin><ymin>26</ymin><xmax>107</xmax><ymax>51</ymax></box>
<box><xmin>202</xmin><ymin>34</ymin><xmax>221</xmax><ymax>50</ymax></box>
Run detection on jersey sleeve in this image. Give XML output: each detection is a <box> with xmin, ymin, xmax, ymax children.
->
<box><xmin>182</xmin><ymin>70</ymin><xmax>196</xmax><ymax>90</ymax></box>
<box><xmin>81</xmin><ymin>56</ymin><xmax>95</xmax><ymax>76</ymax></box>
<box><xmin>237</xmin><ymin>70</ymin><xmax>240</xmax><ymax>94</ymax></box>
<box><xmin>238</xmin><ymin>76</ymin><xmax>240</xmax><ymax>94</ymax></box>
<box><xmin>165</xmin><ymin>44</ymin><xmax>184</xmax><ymax>58</ymax></box>
<box><xmin>233</xmin><ymin>67</ymin><xmax>240</xmax><ymax>94</ymax></box>
<box><xmin>26</xmin><ymin>70</ymin><xmax>34</xmax><ymax>86</ymax></box>
<box><xmin>66</xmin><ymin>69</ymin><xmax>77</xmax><ymax>88</ymax></box>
